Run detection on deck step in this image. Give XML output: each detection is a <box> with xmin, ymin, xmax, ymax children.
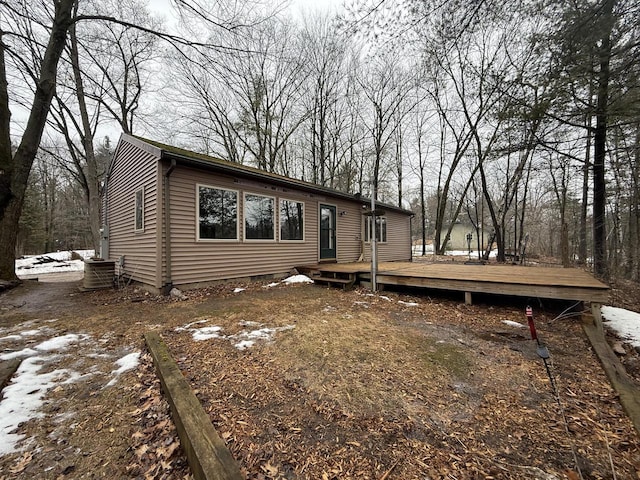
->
<box><xmin>313</xmin><ymin>276</ymin><xmax>354</xmax><ymax>284</ymax></box>
<box><xmin>313</xmin><ymin>274</ymin><xmax>356</xmax><ymax>290</ymax></box>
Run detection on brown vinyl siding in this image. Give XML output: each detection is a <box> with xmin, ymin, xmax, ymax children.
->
<box><xmin>362</xmin><ymin>212</ymin><xmax>412</xmax><ymax>262</ymax></box>
<box><xmin>168</xmin><ymin>166</ymin><xmax>409</xmax><ymax>286</ymax></box>
<box><xmin>168</xmin><ymin>165</ymin><xmax>322</xmax><ymax>285</ymax></box>
<box><xmin>107</xmin><ymin>139</ymin><xmax>160</xmax><ymax>287</ymax></box>
<box><xmin>334</xmin><ymin>201</ymin><xmax>366</xmax><ymax>262</ymax></box>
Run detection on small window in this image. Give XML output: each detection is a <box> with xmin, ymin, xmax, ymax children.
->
<box><xmin>365</xmin><ymin>216</ymin><xmax>387</xmax><ymax>243</ymax></box>
<box><xmin>198</xmin><ymin>185</ymin><xmax>238</xmax><ymax>240</ymax></box>
<box><xmin>134</xmin><ymin>188</ymin><xmax>144</xmax><ymax>231</ymax></box>
<box><xmin>280</xmin><ymin>199</ymin><xmax>304</xmax><ymax>241</ymax></box>
<box><xmin>245</xmin><ymin>193</ymin><xmax>274</xmax><ymax>240</ymax></box>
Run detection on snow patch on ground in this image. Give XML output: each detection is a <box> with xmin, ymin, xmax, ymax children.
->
<box><xmin>0</xmin><ymin>320</ymin><xmax>141</xmax><ymax>454</ymax></box>
<box><xmin>398</xmin><ymin>300</ymin><xmax>419</xmax><ymax>307</ymax></box>
<box><xmin>113</xmin><ymin>352</ymin><xmax>140</xmax><ymax>374</ymax></box>
<box><xmin>176</xmin><ymin>320</ymin><xmax>295</xmax><ymax>350</ymax></box>
<box><xmin>192</xmin><ymin>326</ymin><xmax>223</xmax><ymax>341</ymax></box>
<box><xmin>15</xmin><ymin>250</ymin><xmax>94</xmax><ymax>277</ymax></box>
<box><xmin>233</xmin><ymin>288</ymin><xmax>246</xmax><ymax>293</ymax></box>
<box><xmin>502</xmin><ymin>320</ymin><xmax>526</xmax><ymax>328</ymax></box>
<box><xmin>262</xmin><ymin>275</ymin><xmax>313</xmax><ymax>288</ymax></box>
<box><xmin>0</xmin><ymin>334</ymin><xmax>23</xmax><ymax>342</ymax></box>
<box><xmin>0</xmin><ymin>357</ymin><xmax>75</xmax><ymax>455</ymax></box>
<box><xmin>602</xmin><ymin>306</ymin><xmax>640</xmax><ymax>348</ymax></box>
<box><xmin>230</xmin><ymin>326</ymin><xmax>295</xmax><ymax>351</ymax></box>
<box><xmin>175</xmin><ymin>319</ymin><xmax>208</xmax><ymax>332</ymax></box>
<box><xmin>35</xmin><ymin>334</ymin><xmax>88</xmax><ymax>352</ymax></box>
<box><xmin>106</xmin><ymin>352</ymin><xmax>141</xmax><ymax>387</ymax></box>
<box><xmin>282</xmin><ymin>275</ymin><xmax>313</xmax><ymax>284</ymax></box>
<box><xmin>361</xmin><ymin>293</ymin><xmax>418</xmax><ymax>306</ymax></box>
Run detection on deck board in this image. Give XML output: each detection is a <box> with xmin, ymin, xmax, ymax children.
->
<box><xmin>299</xmin><ymin>261</ymin><xmax>609</xmax><ymax>303</ymax></box>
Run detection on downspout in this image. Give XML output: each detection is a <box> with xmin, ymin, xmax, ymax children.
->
<box><xmin>371</xmin><ymin>186</ymin><xmax>377</xmax><ymax>292</ymax></box>
<box><xmin>163</xmin><ymin>159</ymin><xmax>176</xmax><ymax>294</ymax></box>
<box><xmin>410</xmin><ymin>214</ymin><xmax>415</xmax><ymax>261</ymax></box>
<box><xmin>100</xmin><ymin>171</ymin><xmax>110</xmax><ymax>259</ymax></box>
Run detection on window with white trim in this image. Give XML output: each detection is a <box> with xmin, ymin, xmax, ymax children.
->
<box><xmin>134</xmin><ymin>188</ymin><xmax>144</xmax><ymax>231</ymax></box>
<box><xmin>280</xmin><ymin>199</ymin><xmax>304</xmax><ymax>241</ymax></box>
<box><xmin>198</xmin><ymin>185</ymin><xmax>238</xmax><ymax>240</ymax></box>
<box><xmin>245</xmin><ymin>193</ymin><xmax>275</xmax><ymax>240</ymax></box>
<box><xmin>364</xmin><ymin>216</ymin><xmax>387</xmax><ymax>243</ymax></box>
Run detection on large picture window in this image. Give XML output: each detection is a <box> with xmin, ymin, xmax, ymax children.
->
<box><xmin>364</xmin><ymin>216</ymin><xmax>387</xmax><ymax>243</ymax></box>
<box><xmin>245</xmin><ymin>194</ymin><xmax>274</xmax><ymax>240</ymax></box>
<box><xmin>280</xmin><ymin>199</ymin><xmax>304</xmax><ymax>241</ymax></box>
<box><xmin>198</xmin><ymin>185</ymin><xmax>238</xmax><ymax>240</ymax></box>
<box><xmin>134</xmin><ymin>188</ymin><xmax>144</xmax><ymax>232</ymax></box>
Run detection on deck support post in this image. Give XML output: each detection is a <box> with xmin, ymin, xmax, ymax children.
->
<box><xmin>590</xmin><ymin>302</ymin><xmax>603</xmax><ymax>332</ymax></box>
<box><xmin>464</xmin><ymin>291</ymin><xmax>472</xmax><ymax>305</ymax></box>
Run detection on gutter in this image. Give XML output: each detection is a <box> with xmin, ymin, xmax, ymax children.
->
<box><xmin>163</xmin><ymin>158</ymin><xmax>177</xmax><ymax>294</ymax></box>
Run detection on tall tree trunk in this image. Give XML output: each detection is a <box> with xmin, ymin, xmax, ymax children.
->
<box><xmin>479</xmin><ymin>161</ymin><xmax>504</xmax><ymax>262</ymax></box>
<box><xmin>632</xmin><ymin>122</ymin><xmax>640</xmax><ymax>281</ymax></box>
<box><xmin>0</xmin><ymin>0</ymin><xmax>76</xmax><ymax>281</ymax></box>
<box><xmin>0</xmin><ymin>33</ymin><xmax>12</xmax><ymax>217</ymax></box>
<box><xmin>396</xmin><ymin>133</ymin><xmax>402</xmax><ymax>206</ymax></box>
<box><xmin>418</xmin><ymin>135</ymin><xmax>426</xmax><ymax>256</ymax></box>
<box><xmin>593</xmin><ymin>0</ymin><xmax>615</xmax><ymax>280</ymax></box>
<box><xmin>579</xmin><ymin>120</ymin><xmax>591</xmax><ymax>265</ymax></box>
<box><xmin>69</xmin><ymin>17</ymin><xmax>101</xmax><ymax>253</ymax></box>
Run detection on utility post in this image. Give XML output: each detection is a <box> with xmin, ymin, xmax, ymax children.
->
<box><xmin>370</xmin><ymin>181</ymin><xmax>377</xmax><ymax>292</ymax></box>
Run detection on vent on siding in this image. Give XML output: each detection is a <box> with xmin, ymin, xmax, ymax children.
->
<box><xmin>83</xmin><ymin>259</ymin><xmax>115</xmax><ymax>290</ymax></box>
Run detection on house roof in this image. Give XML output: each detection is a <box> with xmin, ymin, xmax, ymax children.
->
<box><xmin>130</xmin><ymin>134</ymin><xmax>414</xmax><ymax>216</ymax></box>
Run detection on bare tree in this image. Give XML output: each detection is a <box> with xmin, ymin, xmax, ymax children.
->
<box><xmin>357</xmin><ymin>50</ymin><xmax>414</xmax><ymax>199</ymax></box>
<box><xmin>172</xmin><ymin>16</ymin><xmax>308</xmax><ymax>173</ymax></box>
<box><xmin>0</xmin><ymin>0</ymin><xmax>76</xmax><ymax>282</ymax></box>
<box><xmin>0</xmin><ymin>0</ymin><xmax>275</xmax><ymax>282</ymax></box>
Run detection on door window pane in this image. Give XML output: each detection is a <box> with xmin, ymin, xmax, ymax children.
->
<box><xmin>321</xmin><ymin>207</ymin><xmax>334</xmax><ymax>249</ymax></box>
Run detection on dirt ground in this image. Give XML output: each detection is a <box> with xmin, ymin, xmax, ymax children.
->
<box><xmin>0</xmin><ymin>274</ymin><xmax>639</xmax><ymax>480</ymax></box>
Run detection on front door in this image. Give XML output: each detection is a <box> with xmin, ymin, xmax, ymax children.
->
<box><xmin>319</xmin><ymin>204</ymin><xmax>337</xmax><ymax>260</ymax></box>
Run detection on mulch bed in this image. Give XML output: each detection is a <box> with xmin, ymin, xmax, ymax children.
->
<box><xmin>161</xmin><ymin>285</ymin><xmax>640</xmax><ymax>479</ymax></box>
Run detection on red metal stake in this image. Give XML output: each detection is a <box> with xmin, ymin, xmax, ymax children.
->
<box><xmin>526</xmin><ymin>306</ymin><xmax>538</xmax><ymax>341</ymax></box>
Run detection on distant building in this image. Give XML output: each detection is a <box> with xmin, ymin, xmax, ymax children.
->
<box><xmin>439</xmin><ymin>222</ymin><xmax>487</xmax><ymax>251</ymax></box>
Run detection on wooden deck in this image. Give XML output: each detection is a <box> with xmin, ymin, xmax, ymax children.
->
<box><xmin>298</xmin><ymin>261</ymin><xmax>609</xmax><ymax>304</ymax></box>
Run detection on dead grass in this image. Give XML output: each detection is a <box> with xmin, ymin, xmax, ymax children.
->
<box><xmin>163</xmin><ymin>286</ymin><xmax>640</xmax><ymax>479</ymax></box>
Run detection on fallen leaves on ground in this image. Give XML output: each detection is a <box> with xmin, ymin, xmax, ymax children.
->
<box><xmin>163</xmin><ymin>286</ymin><xmax>640</xmax><ymax>479</ymax></box>
<box><xmin>125</xmin><ymin>353</ymin><xmax>191</xmax><ymax>480</ymax></box>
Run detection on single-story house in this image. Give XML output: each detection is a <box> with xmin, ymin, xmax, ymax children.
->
<box><xmin>439</xmin><ymin>222</ymin><xmax>487</xmax><ymax>251</ymax></box>
<box><xmin>102</xmin><ymin>134</ymin><xmax>414</xmax><ymax>293</ymax></box>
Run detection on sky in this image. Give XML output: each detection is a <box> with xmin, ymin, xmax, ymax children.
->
<box><xmin>146</xmin><ymin>0</ymin><xmax>344</xmax><ymax>28</ymax></box>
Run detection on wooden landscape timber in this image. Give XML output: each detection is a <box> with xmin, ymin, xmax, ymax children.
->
<box><xmin>299</xmin><ymin>262</ymin><xmax>609</xmax><ymax>304</ymax></box>
<box><xmin>0</xmin><ymin>358</ymin><xmax>21</xmax><ymax>394</ymax></box>
<box><xmin>582</xmin><ymin>309</ymin><xmax>640</xmax><ymax>436</ymax></box>
<box><xmin>145</xmin><ymin>332</ymin><xmax>244</xmax><ymax>480</ymax></box>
